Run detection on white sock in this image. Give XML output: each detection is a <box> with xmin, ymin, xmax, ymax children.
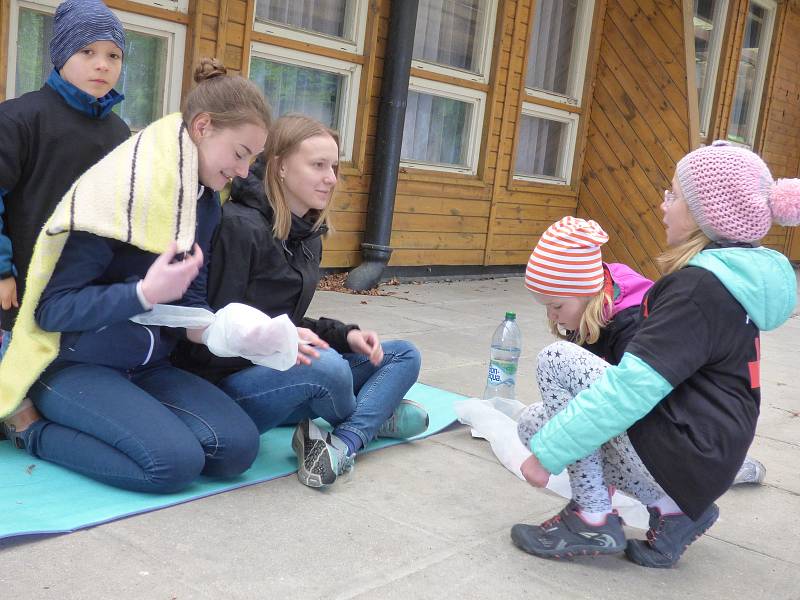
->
<box><xmin>649</xmin><ymin>494</ymin><xmax>683</xmax><ymax>516</ymax></box>
<box><xmin>576</xmin><ymin>508</ymin><xmax>613</xmax><ymax>526</ymax></box>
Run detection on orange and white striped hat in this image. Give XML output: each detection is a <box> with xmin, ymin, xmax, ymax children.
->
<box><xmin>525</xmin><ymin>216</ymin><xmax>609</xmax><ymax>297</ymax></box>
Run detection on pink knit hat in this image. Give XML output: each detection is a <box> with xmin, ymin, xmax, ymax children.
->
<box><xmin>526</xmin><ymin>216</ymin><xmax>609</xmax><ymax>297</ymax></box>
<box><xmin>676</xmin><ymin>141</ymin><xmax>800</xmax><ymax>242</ymax></box>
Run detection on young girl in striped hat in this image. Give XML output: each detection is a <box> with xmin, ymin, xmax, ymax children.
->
<box><xmin>510</xmin><ymin>142</ymin><xmax>800</xmax><ymax>567</ymax></box>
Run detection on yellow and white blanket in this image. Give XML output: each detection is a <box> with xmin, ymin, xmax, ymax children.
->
<box><xmin>0</xmin><ymin>113</ymin><xmax>198</xmax><ymax>418</ymax></box>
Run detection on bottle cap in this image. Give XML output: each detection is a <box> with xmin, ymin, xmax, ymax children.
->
<box><xmin>505</xmin><ymin>311</ymin><xmax>516</xmax><ymax>320</ymax></box>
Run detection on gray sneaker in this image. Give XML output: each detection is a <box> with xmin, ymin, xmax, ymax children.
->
<box><xmin>291</xmin><ymin>419</ymin><xmax>338</xmax><ymax>488</ymax></box>
<box><xmin>377</xmin><ymin>399</ymin><xmax>429</xmax><ymax>438</ymax></box>
<box><xmin>511</xmin><ymin>501</ymin><xmax>627</xmax><ymax>559</ymax></box>
<box><xmin>625</xmin><ymin>503</ymin><xmax>719</xmax><ymax>568</ymax></box>
<box><xmin>732</xmin><ymin>455</ymin><xmax>766</xmax><ymax>486</ymax></box>
<box><xmin>326</xmin><ymin>432</ymin><xmax>356</xmax><ymax>477</ymax></box>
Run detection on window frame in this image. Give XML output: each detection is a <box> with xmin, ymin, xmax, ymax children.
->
<box><xmin>410</xmin><ymin>0</ymin><xmax>499</xmax><ymax>84</ymax></box>
<box><xmin>130</xmin><ymin>0</ymin><xmax>189</xmax><ymax>12</ymax></box>
<box><xmin>252</xmin><ymin>0</ymin><xmax>368</xmax><ymax>55</ymax></box>
<box><xmin>694</xmin><ymin>0</ymin><xmax>730</xmax><ymax>139</ymax></box>
<box><xmin>399</xmin><ymin>76</ymin><xmax>486</xmax><ymax>176</ymax></box>
<box><xmin>726</xmin><ymin>0</ymin><xmax>777</xmax><ymax>148</ymax></box>
<box><xmin>249</xmin><ymin>41</ymin><xmax>362</xmax><ymax>161</ymax></box>
<box><xmin>512</xmin><ymin>102</ymin><xmax>579</xmax><ymax>186</ymax></box>
<box><xmin>6</xmin><ymin>0</ymin><xmax>186</xmax><ymax>124</ymax></box>
<box><xmin>523</xmin><ymin>0</ymin><xmax>595</xmax><ymax>107</ymax></box>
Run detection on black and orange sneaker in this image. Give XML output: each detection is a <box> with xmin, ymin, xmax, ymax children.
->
<box><xmin>511</xmin><ymin>501</ymin><xmax>627</xmax><ymax>559</ymax></box>
<box><xmin>625</xmin><ymin>503</ymin><xmax>719</xmax><ymax>568</ymax></box>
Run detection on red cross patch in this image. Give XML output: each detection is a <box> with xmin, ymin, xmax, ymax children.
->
<box><xmin>748</xmin><ymin>337</ymin><xmax>761</xmax><ymax>390</ymax></box>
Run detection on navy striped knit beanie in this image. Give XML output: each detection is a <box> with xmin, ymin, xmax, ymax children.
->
<box><xmin>49</xmin><ymin>0</ymin><xmax>126</xmax><ymax>71</ymax></box>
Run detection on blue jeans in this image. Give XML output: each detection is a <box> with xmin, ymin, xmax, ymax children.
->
<box><xmin>218</xmin><ymin>339</ymin><xmax>422</xmax><ymax>447</ymax></box>
<box><xmin>23</xmin><ymin>360</ymin><xmax>260</xmax><ymax>493</ymax></box>
<box><xmin>0</xmin><ymin>329</ymin><xmax>9</xmax><ymax>360</ymax></box>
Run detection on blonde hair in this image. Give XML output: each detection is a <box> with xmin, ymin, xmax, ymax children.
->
<box><xmin>548</xmin><ymin>285</ymin><xmax>613</xmax><ymax>346</ymax></box>
<box><xmin>656</xmin><ymin>229</ymin><xmax>711</xmax><ymax>275</ymax></box>
<box><xmin>264</xmin><ymin>114</ymin><xmax>339</xmax><ymax>240</ymax></box>
<box><xmin>182</xmin><ymin>58</ymin><xmax>272</xmax><ymax>132</ymax></box>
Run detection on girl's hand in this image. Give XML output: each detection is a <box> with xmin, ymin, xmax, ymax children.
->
<box><xmin>0</xmin><ymin>276</ymin><xmax>18</xmax><ymax>310</ymax></box>
<box><xmin>520</xmin><ymin>454</ymin><xmax>551</xmax><ymax>487</ymax></box>
<box><xmin>140</xmin><ymin>242</ymin><xmax>204</xmax><ymax>305</ymax></box>
<box><xmin>295</xmin><ymin>327</ymin><xmax>329</xmax><ymax>366</ymax></box>
<box><xmin>346</xmin><ymin>329</ymin><xmax>383</xmax><ymax>366</ymax></box>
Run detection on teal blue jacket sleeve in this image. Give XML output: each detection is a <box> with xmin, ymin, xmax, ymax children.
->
<box><xmin>0</xmin><ymin>189</ymin><xmax>15</xmax><ymax>276</ymax></box>
<box><xmin>530</xmin><ymin>352</ymin><xmax>673</xmax><ymax>474</ymax></box>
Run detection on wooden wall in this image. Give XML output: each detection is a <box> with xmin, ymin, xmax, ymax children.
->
<box><xmin>759</xmin><ymin>1</ymin><xmax>800</xmax><ymax>258</ymax></box>
<box><xmin>1</xmin><ymin>0</ymin><xmax>798</xmax><ymax>268</ymax></box>
<box><xmin>574</xmin><ymin>0</ymin><xmax>693</xmax><ymax>279</ymax></box>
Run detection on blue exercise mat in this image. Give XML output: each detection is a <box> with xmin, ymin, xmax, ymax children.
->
<box><xmin>0</xmin><ymin>383</ymin><xmax>462</xmax><ymax>540</ymax></box>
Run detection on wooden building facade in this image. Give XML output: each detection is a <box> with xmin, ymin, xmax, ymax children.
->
<box><xmin>2</xmin><ymin>0</ymin><xmax>799</xmax><ymax>279</ymax></box>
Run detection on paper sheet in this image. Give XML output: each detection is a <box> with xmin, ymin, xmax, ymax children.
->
<box><xmin>454</xmin><ymin>397</ymin><xmax>649</xmax><ymax>528</ymax></box>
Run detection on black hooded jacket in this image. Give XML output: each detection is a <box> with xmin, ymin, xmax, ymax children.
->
<box><xmin>174</xmin><ymin>157</ymin><xmax>358</xmax><ymax>383</ymax></box>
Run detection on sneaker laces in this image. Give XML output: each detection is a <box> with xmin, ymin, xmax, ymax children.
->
<box><xmin>539</xmin><ymin>513</ymin><xmax>562</xmax><ymax>529</ymax></box>
<box><xmin>381</xmin><ymin>411</ymin><xmax>399</xmax><ymax>435</ymax></box>
<box><xmin>326</xmin><ymin>433</ymin><xmax>356</xmax><ymax>476</ymax></box>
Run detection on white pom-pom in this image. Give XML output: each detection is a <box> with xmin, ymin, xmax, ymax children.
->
<box><xmin>769</xmin><ymin>178</ymin><xmax>800</xmax><ymax>226</ymax></box>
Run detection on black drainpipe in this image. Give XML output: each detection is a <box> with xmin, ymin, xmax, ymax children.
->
<box><xmin>345</xmin><ymin>0</ymin><xmax>419</xmax><ymax>291</ymax></box>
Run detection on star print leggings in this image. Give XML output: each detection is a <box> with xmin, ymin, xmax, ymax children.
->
<box><xmin>517</xmin><ymin>341</ymin><xmax>667</xmax><ymax>512</ymax></box>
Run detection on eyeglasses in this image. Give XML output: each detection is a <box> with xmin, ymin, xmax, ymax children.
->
<box><xmin>663</xmin><ymin>189</ymin><xmax>677</xmax><ymax>206</ymax></box>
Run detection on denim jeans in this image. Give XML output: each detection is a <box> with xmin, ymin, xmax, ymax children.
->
<box><xmin>23</xmin><ymin>359</ymin><xmax>260</xmax><ymax>493</ymax></box>
<box><xmin>0</xmin><ymin>329</ymin><xmax>9</xmax><ymax>360</ymax></box>
<box><xmin>218</xmin><ymin>339</ymin><xmax>422</xmax><ymax>447</ymax></box>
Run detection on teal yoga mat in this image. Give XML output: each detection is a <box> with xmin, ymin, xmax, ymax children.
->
<box><xmin>0</xmin><ymin>383</ymin><xmax>462</xmax><ymax>540</ymax></box>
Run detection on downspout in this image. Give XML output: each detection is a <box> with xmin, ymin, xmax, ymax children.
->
<box><xmin>345</xmin><ymin>0</ymin><xmax>419</xmax><ymax>290</ymax></box>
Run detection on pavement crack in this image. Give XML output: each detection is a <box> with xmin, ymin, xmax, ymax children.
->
<box><xmin>707</xmin><ymin>534</ymin><xmax>800</xmax><ymax>567</ymax></box>
<box><xmin>754</xmin><ymin>433</ymin><xmax>800</xmax><ymax>449</ymax></box>
<box><xmin>333</xmin><ymin>539</ymin><xmax>486</xmax><ymax>600</ymax></box>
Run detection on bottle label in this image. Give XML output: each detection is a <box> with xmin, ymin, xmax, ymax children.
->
<box><xmin>486</xmin><ymin>359</ymin><xmax>517</xmax><ymax>387</ymax></box>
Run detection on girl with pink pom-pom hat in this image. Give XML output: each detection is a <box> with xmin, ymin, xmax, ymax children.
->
<box><xmin>510</xmin><ymin>141</ymin><xmax>800</xmax><ymax>568</ymax></box>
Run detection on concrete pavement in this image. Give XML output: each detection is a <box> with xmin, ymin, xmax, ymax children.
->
<box><xmin>1</xmin><ymin>276</ymin><xmax>798</xmax><ymax>599</ymax></box>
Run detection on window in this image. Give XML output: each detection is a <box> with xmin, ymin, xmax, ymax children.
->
<box><xmin>727</xmin><ymin>0</ymin><xmax>776</xmax><ymax>147</ymax></box>
<box><xmin>401</xmin><ymin>78</ymin><xmax>485</xmax><ymax>174</ymax></box>
<box><xmin>694</xmin><ymin>0</ymin><xmax>729</xmax><ymax>138</ymax></box>
<box><xmin>525</xmin><ymin>0</ymin><xmax>594</xmax><ymax>105</ymax></box>
<box><xmin>250</xmin><ymin>44</ymin><xmax>360</xmax><ymax>160</ymax></box>
<box><xmin>514</xmin><ymin>0</ymin><xmax>594</xmax><ymax>185</ymax></box>
<box><xmin>7</xmin><ymin>0</ymin><xmax>185</xmax><ymax>132</ymax></box>
<box><xmin>411</xmin><ymin>0</ymin><xmax>498</xmax><ymax>82</ymax></box>
<box><xmin>514</xmin><ymin>103</ymin><xmax>579</xmax><ymax>184</ymax></box>
<box><xmin>253</xmin><ymin>0</ymin><xmax>368</xmax><ymax>54</ymax></box>
<box><xmin>248</xmin><ymin>2</ymin><xmax>367</xmax><ymax>161</ymax></box>
<box><xmin>401</xmin><ymin>0</ymin><xmax>497</xmax><ymax>174</ymax></box>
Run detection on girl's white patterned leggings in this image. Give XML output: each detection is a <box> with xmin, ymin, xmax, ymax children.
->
<box><xmin>517</xmin><ymin>341</ymin><xmax>666</xmax><ymax>512</ymax></box>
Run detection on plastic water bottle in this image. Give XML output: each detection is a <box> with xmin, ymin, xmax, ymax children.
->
<box><xmin>482</xmin><ymin>312</ymin><xmax>522</xmax><ymax>400</ymax></box>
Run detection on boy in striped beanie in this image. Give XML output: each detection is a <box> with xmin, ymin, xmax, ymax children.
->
<box><xmin>1</xmin><ymin>0</ymin><xmax>128</xmax><ymax>350</ymax></box>
<box><xmin>50</xmin><ymin>0</ymin><xmax>126</xmax><ymax>73</ymax></box>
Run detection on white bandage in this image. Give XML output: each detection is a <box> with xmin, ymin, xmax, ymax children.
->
<box><xmin>200</xmin><ymin>303</ymin><xmax>298</xmax><ymax>371</ymax></box>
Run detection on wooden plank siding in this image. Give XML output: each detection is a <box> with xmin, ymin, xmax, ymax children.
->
<box><xmin>2</xmin><ymin>0</ymin><xmax>798</xmax><ymax>266</ymax></box>
<box><xmin>575</xmin><ymin>0</ymin><xmax>693</xmax><ymax>279</ymax></box>
<box><xmin>759</xmin><ymin>2</ymin><xmax>800</xmax><ymax>259</ymax></box>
